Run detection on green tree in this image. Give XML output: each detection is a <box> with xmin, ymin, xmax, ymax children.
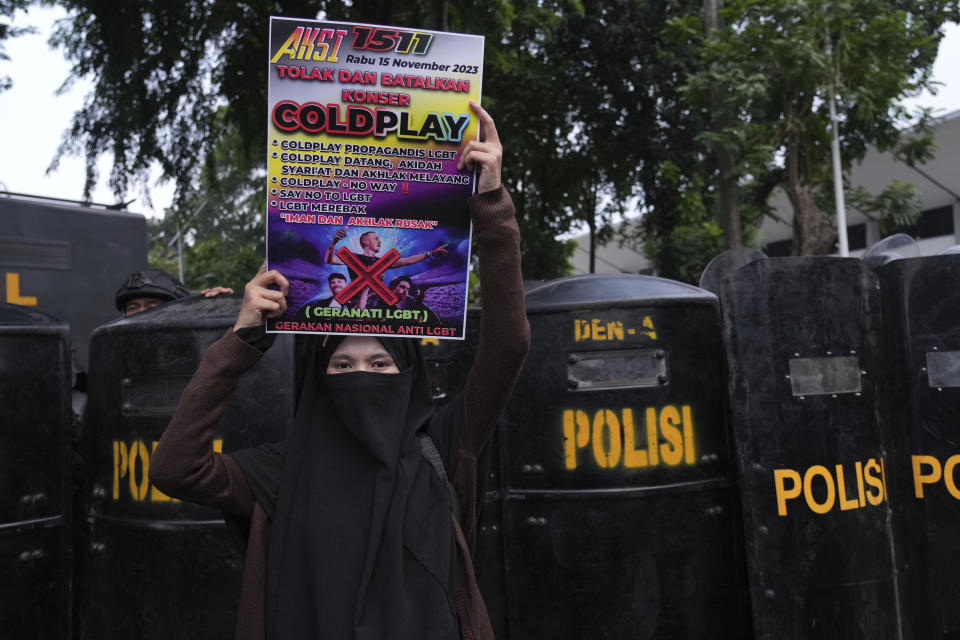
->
<box><xmin>49</xmin><ymin>0</ymin><xmax>862</xmax><ymax>283</ymax></box>
<box><xmin>0</xmin><ymin>0</ymin><xmax>32</xmax><ymax>92</ymax></box>
<box><xmin>148</xmin><ymin>111</ymin><xmax>264</xmax><ymax>291</ymax></box>
<box><xmin>45</xmin><ymin>0</ymin><xmax>594</xmax><ymax>278</ymax></box>
<box><xmin>678</xmin><ymin>0</ymin><xmax>958</xmax><ymax>255</ymax></box>
<box><xmin>637</xmin><ymin>161</ymin><xmax>724</xmax><ymax>283</ymax></box>
<box><xmin>499</xmin><ymin>0</ymin><xmax>714</xmax><ymax>280</ymax></box>
<box><xmin>478</xmin><ymin>0</ymin><xmax>595</xmax><ymax>278</ymax></box>
<box><xmin>558</xmin><ymin>0</ymin><xmax>726</xmax><ymax>282</ymax></box>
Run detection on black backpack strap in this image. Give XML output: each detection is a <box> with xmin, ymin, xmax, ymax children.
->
<box><xmin>417</xmin><ymin>432</ymin><xmax>462</xmax><ymax>522</ymax></box>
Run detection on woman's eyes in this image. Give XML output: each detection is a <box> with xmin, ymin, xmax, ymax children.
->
<box><xmin>329</xmin><ymin>359</ymin><xmax>395</xmax><ymax>372</ymax></box>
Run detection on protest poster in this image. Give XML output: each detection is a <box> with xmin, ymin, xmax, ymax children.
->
<box><xmin>265</xmin><ymin>16</ymin><xmax>484</xmax><ymax>340</ymax></box>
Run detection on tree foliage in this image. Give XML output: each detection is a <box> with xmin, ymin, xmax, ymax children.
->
<box><xmin>147</xmin><ymin>110</ymin><xmax>264</xmax><ymax>291</ymax></box>
<box><xmin>573</xmin><ymin>0</ymin><xmax>728</xmax><ymax>282</ymax></box>
<box><xmin>477</xmin><ymin>0</ymin><xmax>587</xmax><ymax>277</ymax></box>
<box><xmin>44</xmin><ymin>0</ymin><xmax>594</xmax><ymax>279</ymax></box>
<box><xmin>677</xmin><ymin>0</ymin><xmax>958</xmax><ymax>255</ymax></box>
<box><xmin>0</xmin><ymin>0</ymin><xmax>32</xmax><ymax>92</ymax></box>
<box><xmin>493</xmin><ymin>0</ymin><xmax>714</xmax><ymax>281</ymax></box>
<box><xmin>638</xmin><ymin>161</ymin><xmax>726</xmax><ymax>282</ymax></box>
<box><xmin>33</xmin><ymin>0</ymin><xmax>957</xmax><ymax>283</ymax></box>
<box><xmin>39</xmin><ymin>0</ymin><xmax>722</xmax><ymax>281</ymax></box>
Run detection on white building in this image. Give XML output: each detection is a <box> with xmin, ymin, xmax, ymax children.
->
<box><xmin>569</xmin><ymin>229</ymin><xmax>652</xmax><ymax>275</ymax></box>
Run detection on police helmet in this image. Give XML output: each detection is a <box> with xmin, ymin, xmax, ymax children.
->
<box><xmin>114</xmin><ymin>269</ymin><xmax>191</xmax><ymax>311</ymax></box>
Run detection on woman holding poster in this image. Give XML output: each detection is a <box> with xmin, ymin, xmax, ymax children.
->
<box><xmin>150</xmin><ymin>101</ymin><xmax>528</xmax><ymax>640</ymax></box>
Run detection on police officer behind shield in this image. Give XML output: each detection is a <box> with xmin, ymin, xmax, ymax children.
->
<box><xmin>114</xmin><ymin>268</ymin><xmax>234</xmax><ymax>316</ymax></box>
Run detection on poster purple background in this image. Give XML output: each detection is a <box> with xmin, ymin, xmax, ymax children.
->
<box><xmin>265</xmin><ymin>17</ymin><xmax>484</xmax><ymax>339</ymax></box>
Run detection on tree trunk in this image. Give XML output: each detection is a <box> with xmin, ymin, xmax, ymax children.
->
<box><xmin>435</xmin><ymin>0</ymin><xmax>448</xmax><ymax>31</ymax></box>
<box><xmin>786</xmin><ymin>184</ymin><xmax>836</xmax><ymax>255</ymax></box>
<box><xmin>704</xmin><ymin>0</ymin><xmax>743</xmax><ymax>249</ymax></box>
<box><xmin>785</xmin><ymin>143</ymin><xmax>837</xmax><ymax>255</ymax></box>
<box><xmin>718</xmin><ymin>154</ymin><xmax>743</xmax><ymax>249</ymax></box>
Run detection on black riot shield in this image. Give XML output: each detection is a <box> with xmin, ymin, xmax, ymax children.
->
<box><xmin>876</xmin><ymin>254</ymin><xmax>960</xmax><ymax>640</ymax></box>
<box><xmin>79</xmin><ymin>295</ymin><xmax>294</xmax><ymax>639</ymax></box>
<box><xmin>419</xmin><ymin>307</ymin><xmax>481</xmax><ymax>405</ymax></box>
<box><xmin>494</xmin><ymin>274</ymin><xmax>749</xmax><ymax>639</ymax></box>
<box><xmin>719</xmin><ymin>257</ymin><xmax>898</xmax><ymax>639</ymax></box>
<box><xmin>0</xmin><ymin>303</ymin><xmax>72</xmax><ymax>639</ymax></box>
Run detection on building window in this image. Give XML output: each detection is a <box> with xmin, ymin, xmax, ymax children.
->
<box><xmin>762</xmin><ymin>223</ymin><xmax>864</xmax><ymax>255</ymax></box>
<box><xmin>885</xmin><ymin>205</ymin><xmax>954</xmax><ymax>240</ymax></box>
<box><xmin>763</xmin><ymin>238</ymin><xmax>792</xmax><ymax>257</ymax></box>
<box><xmin>847</xmin><ymin>224</ymin><xmax>866</xmax><ymax>251</ymax></box>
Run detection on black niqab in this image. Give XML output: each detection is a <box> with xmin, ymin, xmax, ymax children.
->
<box><xmin>231</xmin><ymin>336</ymin><xmax>458</xmax><ymax>640</ymax></box>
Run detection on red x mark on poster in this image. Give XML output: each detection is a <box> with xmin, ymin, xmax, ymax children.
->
<box><xmin>334</xmin><ymin>246</ymin><xmax>400</xmax><ymax>306</ymax></box>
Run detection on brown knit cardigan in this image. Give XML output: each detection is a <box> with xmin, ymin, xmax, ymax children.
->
<box><xmin>150</xmin><ymin>185</ymin><xmax>530</xmax><ymax>640</ymax></box>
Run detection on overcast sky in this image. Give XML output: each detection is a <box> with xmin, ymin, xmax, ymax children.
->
<box><xmin>1</xmin><ymin>5</ymin><xmax>958</xmax><ymax>220</ymax></box>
